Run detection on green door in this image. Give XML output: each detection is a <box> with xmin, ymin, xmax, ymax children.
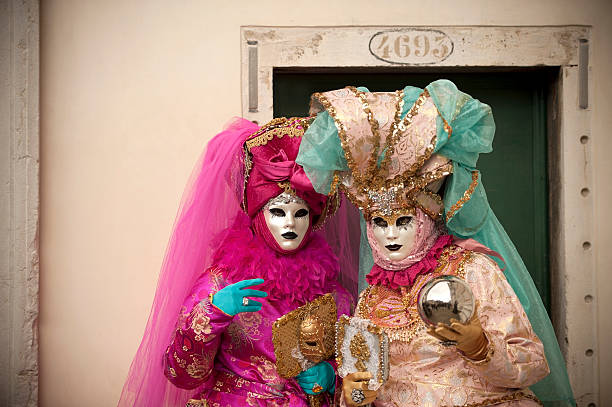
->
<box><xmin>274</xmin><ymin>70</ymin><xmax>553</xmax><ymax>312</ymax></box>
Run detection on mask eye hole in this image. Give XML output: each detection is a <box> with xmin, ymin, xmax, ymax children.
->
<box><xmin>372</xmin><ymin>217</ymin><xmax>388</xmax><ymax>228</ymax></box>
<box><xmin>396</xmin><ymin>216</ymin><xmax>413</xmax><ymax>227</ymax></box>
<box><xmin>269</xmin><ymin>208</ymin><xmax>285</xmax><ymax>217</ymax></box>
<box><xmin>295</xmin><ymin>208</ymin><xmax>309</xmax><ymax>218</ymax></box>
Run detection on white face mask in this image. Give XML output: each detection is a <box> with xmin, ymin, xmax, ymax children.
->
<box><xmin>263</xmin><ymin>197</ymin><xmax>310</xmax><ymax>251</ymax></box>
<box><xmin>370</xmin><ymin>213</ymin><xmax>417</xmax><ymax>261</ymax></box>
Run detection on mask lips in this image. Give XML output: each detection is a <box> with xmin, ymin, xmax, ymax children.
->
<box><xmin>282</xmin><ymin>232</ymin><xmax>298</xmax><ymax>240</ymax></box>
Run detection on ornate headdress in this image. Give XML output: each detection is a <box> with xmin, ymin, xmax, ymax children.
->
<box><xmin>297</xmin><ymin>80</ymin><xmax>575</xmax><ymax>406</ymax></box>
<box><xmin>243</xmin><ymin>117</ymin><xmax>338</xmax><ymax>228</ymax></box>
<box><xmin>308</xmin><ymin>87</ymin><xmax>452</xmax><ymax>221</ymax></box>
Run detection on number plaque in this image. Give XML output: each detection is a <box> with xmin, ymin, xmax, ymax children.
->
<box><xmin>369</xmin><ymin>29</ymin><xmax>453</xmax><ymax>65</ymax></box>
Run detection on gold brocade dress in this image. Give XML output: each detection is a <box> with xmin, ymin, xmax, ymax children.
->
<box><xmin>351</xmin><ymin>245</ymin><xmax>550</xmax><ymax>407</ymax></box>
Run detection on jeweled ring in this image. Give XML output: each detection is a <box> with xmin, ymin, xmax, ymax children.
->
<box><xmin>242</xmin><ymin>297</ymin><xmax>250</xmax><ymax>306</ymax></box>
<box><xmin>312</xmin><ymin>383</ymin><xmax>323</xmax><ymax>393</ymax></box>
<box><xmin>351</xmin><ymin>388</ymin><xmax>365</xmax><ymax>404</ymax></box>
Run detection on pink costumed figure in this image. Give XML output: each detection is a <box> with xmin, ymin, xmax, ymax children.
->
<box><xmin>118</xmin><ymin>117</ymin><xmax>354</xmax><ymax>407</ymax></box>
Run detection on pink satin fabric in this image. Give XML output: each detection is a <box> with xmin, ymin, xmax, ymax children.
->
<box><xmin>252</xmin><ymin>152</ymin><xmax>318</xmax><ymax>199</ymax></box>
<box><xmin>366</xmin><ymin>208</ymin><xmax>441</xmax><ymax>271</ymax></box>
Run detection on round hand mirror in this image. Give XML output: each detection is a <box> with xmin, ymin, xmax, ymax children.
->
<box><xmin>417</xmin><ymin>275</ymin><xmax>475</xmax><ymax>327</ymax></box>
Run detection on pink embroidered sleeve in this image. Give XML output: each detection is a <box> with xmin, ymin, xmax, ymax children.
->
<box><xmin>163</xmin><ymin>268</ymin><xmax>233</xmax><ymax>390</ymax></box>
<box><xmin>463</xmin><ymin>253</ymin><xmax>550</xmax><ymax>388</ymax></box>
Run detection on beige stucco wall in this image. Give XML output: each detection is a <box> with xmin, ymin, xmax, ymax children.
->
<box><xmin>40</xmin><ymin>1</ymin><xmax>612</xmax><ymax>406</ymax></box>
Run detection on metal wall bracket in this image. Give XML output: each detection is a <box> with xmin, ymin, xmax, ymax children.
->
<box><xmin>579</xmin><ymin>39</ymin><xmax>589</xmax><ymax>109</ymax></box>
<box><xmin>247</xmin><ymin>40</ymin><xmax>258</xmax><ymax>113</ymax></box>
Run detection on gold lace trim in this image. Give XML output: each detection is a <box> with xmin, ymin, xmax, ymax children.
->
<box><xmin>244</xmin><ymin>117</ymin><xmax>310</xmax><ymax>151</ymax></box>
<box><xmin>186</xmin><ymin>399</ymin><xmax>209</xmax><ymax>407</ymax></box>
<box><xmin>276</xmin><ymin>181</ymin><xmax>297</xmax><ymax>196</ymax></box>
<box><xmin>445</xmin><ymin>170</ymin><xmax>479</xmax><ymax>223</ymax></box>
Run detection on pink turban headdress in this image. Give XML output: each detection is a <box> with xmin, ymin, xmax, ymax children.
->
<box><xmin>243</xmin><ymin>117</ymin><xmax>338</xmax><ymax>253</ymax></box>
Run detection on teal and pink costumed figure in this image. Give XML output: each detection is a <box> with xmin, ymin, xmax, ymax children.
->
<box><xmin>296</xmin><ymin>80</ymin><xmax>575</xmax><ymax>406</ymax></box>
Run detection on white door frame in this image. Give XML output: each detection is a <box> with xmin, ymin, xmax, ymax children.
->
<box><xmin>241</xmin><ymin>25</ymin><xmax>596</xmax><ymax>406</ymax></box>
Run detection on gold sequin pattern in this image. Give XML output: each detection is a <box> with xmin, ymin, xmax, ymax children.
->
<box><xmin>374</xmin><ymin>90</ymin><xmax>405</xmax><ymax>187</ymax></box>
<box><xmin>244</xmin><ymin>117</ymin><xmax>311</xmax><ymax>151</ymax></box>
<box><xmin>388</xmin><ymin>90</ymin><xmax>438</xmax><ymax>180</ymax></box>
<box><xmin>335</xmin><ymin>317</ymin><xmax>346</xmax><ymax>369</ymax></box>
<box><xmin>272</xmin><ymin>294</ymin><xmax>337</xmax><ymax>378</ymax></box>
<box><xmin>311</xmin><ymin>88</ymin><xmax>447</xmax><ymax>220</ymax></box>
<box><xmin>348</xmin><ymin>86</ymin><xmax>383</xmax><ymax>183</ymax></box>
<box><xmin>432</xmin><ymin>101</ymin><xmax>453</xmax><ymax>141</ymax></box>
<box><xmin>186</xmin><ymin>399</ymin><xmax>209</xmax><ymax>407</ymax></box>
<box><xmin>445</xmin><ymin>170</ymin><xmax>479</xmax><ymax>223</ymax></box>
<box><xmin>276</xmin><ymin>181</ymin><xmax>298</xmax><ymax>197</ymax></box>
<box><xmin>349</xmin><ymin>332</ymin><xmax>370</xmax><ymax>372</ymax></box>
<box><xmin>370</xmin><ymin>250</ymin><xmax>549</xmax><ymax>407</ymax></box>
<box><xmin>414</xmin><ymin>189</ymin><xmax>444</xmax><ymax>220</ymax></box>
<box><xmin>405</xmin><ymin>162</ymin><xmax>453</xmax><ymax>192</ymax></box>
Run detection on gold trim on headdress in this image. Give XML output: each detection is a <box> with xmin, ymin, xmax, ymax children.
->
<box><xmin>242</xmin><ymin>117</ymin><xmax>338</xmax><ymax>228</ymax></box>
<box><xmin>310</xmin><ymin>88</ymin><xmax>451</xmax><ymax>220</ymax></box>
<box><xmin>245</xmin><ymin>117</ymin><xmax>311</xmax><ymax>152</ymax></box>
<box><xmin>445</xmin><ymin>170</ymin><xmax>479</xmax><ymax>223</ymax></box>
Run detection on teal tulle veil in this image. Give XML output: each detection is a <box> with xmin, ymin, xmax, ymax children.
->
<box><xmin>296</xmin><ymin>80</ymin><xmax>575</xmax><ymax>406</ymax></box>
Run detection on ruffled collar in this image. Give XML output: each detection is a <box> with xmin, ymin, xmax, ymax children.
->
<box><xmin>366</xmin><ymin>234</ymin><xmax>453</xmax><ymax>289</ymax></box>
<box><xmin>211</xmin><ymin>213</ymin><xmax>340</xmax><ymax>308</ymax></box>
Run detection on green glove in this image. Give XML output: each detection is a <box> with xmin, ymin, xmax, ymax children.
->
<box><xmin>211</xmin><ymin>278</ymin><xmax>267</xmax><ymax>316</ymax></box>
<box><xmin>296</xmin><ymin>361</ymin><xmax>336</xmax><ymax>395</ymax></box>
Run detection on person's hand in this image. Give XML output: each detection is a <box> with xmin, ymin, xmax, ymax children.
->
<box><xmin>342</xmin><ymin>372</ymin><xmax>377</xmax><ymax>406</ymax></box>
<box><xmin>211</xmin><ymin>278</ymin><xmax>267</xmax><ymax>316</ymax></box>
<box><xmin>427</xmin><ymin>311</ymin><xmax>489</xmax><ymax>361</ymax></box>
<box><xmin>296</xmin><ymin>361</ymin><xmax>335</xmax><ymax>395</ymax></box>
